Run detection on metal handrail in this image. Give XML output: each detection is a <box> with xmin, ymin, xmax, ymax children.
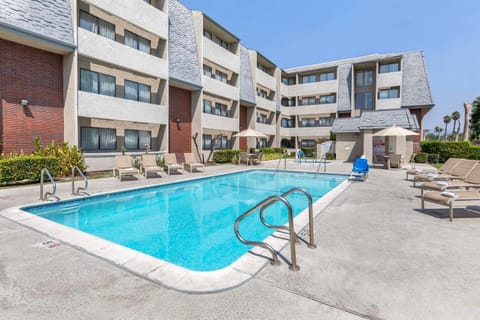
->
<box><xmin>40</xmin><ymin>168</ymin><xmax>57</xmax><ymax>201</ymax></box>
<box><xmin>234</xmin><ymin>195</ymin><xmax>300</xmax><ymax>270</ymax></box>
<box><xmin>316</xmin><ymin>155</ymin><xmax>327</xmax><ymax>173</ymax></box>
<box><xmin>71</xmin><ymin>166</ymin><xmax>89</xmax><ymax>195</ymax></box>
<box><xmin>280</xmin><ymin>187</ymin><xmax>316</xmax><ymax>249</ymax></box>
<box><xmin>275</xmin><ymin>152</ymin><xmax>288</xmax><ymax>171</ymax></box>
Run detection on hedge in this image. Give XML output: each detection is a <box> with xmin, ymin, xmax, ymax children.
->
<box><xmin>262</xmin><ymin>153</ymin><xmax>283</xmax><ymax>161</ymax></box>
<box><xmin>301</xmin><ymin>147</ymin><xmax>315</xmax><ymax>157</ymax></box>
<box><xmin>212</xmin><ymin>149</ymin><xmax>241</xmax><ymax>163</ymax></box>
<box><xmin>259</xmin><ymin>147</ymin><xmax>285</xmax><ymax>154</ymax></box>
<box><xmin>414</xmin><ymin>152</ymin><xmax>428</xmax><ymax>163</ymax></box>
<box><xmin>420</xmin><ymin>141</ymin><xmax>474</xmax><ymax>162</ymax></box>
<box><xmin>0</xmin><ymin>156</ymin><xmax>59</xmax><ymax>183</ymax></box>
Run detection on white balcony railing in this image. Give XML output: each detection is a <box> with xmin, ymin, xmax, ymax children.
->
<box><xmin>202</xmin><ymin>113</ymin><xmax>239</xmax><ymax>132</ymax></box>
<box><xmin>289</xmin><ymin>80</ymin><xmax>338</xmax><ymax>97</ymax></box>
<box><xmin>203</xmin><ymin>38</ymin><xmax>240</xmax><ymax>74</ymax></box>
<box><xmin>281</xmin><ymin>103</ymin><xmax>337</xmax><ymax>116</ymax></box>
<box><xmin>256</xmin><ymin>69</ymin><xmax>276</xmax><ymax>91</ymax></box>
<box><xmin>255</xmin><ymin>122</ymin><xmax>276</xmax><ymax>136</ymax></box>
<box><xmin>78</xmin><ymin>29</ymin><xmax>168</xmax><ymax>80</ymax></box>
<box><xmin>280</xmin><ymin>126</ymin><xmax>331</xmax><ymax>137</ymax></box>
<box><xmin>78</xmin><ymin>91</ymin><xmax>168</xmax><ymax>124</ymax></box>
<box><xmin>202</xmin><ymin>76</ymin><xmax>239</xmax><ymax>101</ymax></box>
<box><xmin>256</xmin><ymin>96</ymin><xmax>276</xmax><ymax>112</ymax></box>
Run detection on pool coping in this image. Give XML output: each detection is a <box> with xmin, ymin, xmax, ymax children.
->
<box><xmin>0</xmin><ymin>169</ymin><xmax>351</xmax><ymax>293</ymax></box>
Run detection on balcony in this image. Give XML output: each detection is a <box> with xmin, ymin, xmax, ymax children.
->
<box><xmin>256</xmin><ymin>96</ymin><xmax>276</xmax><ymax>112</ymax></box>
<box><xmin>83</xmin><ymin>0</ymin><xmax>168</xmax><ymax>39</ymax></box>
<box><xmin>78</xmin><ymin>28</ymin><xmax>168</xmax><ymax>79</ymax></box>
<box><xmin>290</xmin><ymin>80</ymin><xmax>338</xmax><ymax>97</ymax></box>
<box><xmin>256</xmin><ymin>69</ymin><xmax>276</xmax><ymax>91</ymax></box>
<box><xmin>78</xmin><ymin>91</ymin><xmax>168</xmax><ymax>124</ymax></box>
<box><xmin>280</xmin><ymin>82</ymin><xmax>291</xmax><ymax>97</ymax></box>
<box><xmin>281</xmin><ymin>103</ymin><xmax>337</xmax><ymax>116</ymax></box>
<box><xmin>280</xmin><ymin>126</ymin><xmax>331</xmax><ymax>137</ymax></box>
<box><xmin>203</xmin><ymin>38</ymin><xmax>240</xmax><ymax>74</ymax></box>
<box><xmin>202</xmin><ymin>113</ymin><xmax>239</xmax><ymax>132</ymax></box>
<box><xmin>376</xmin><ymin>98</ymin><xmax>401</xmax><ymax>110</ymax></box>
<box><xmin>376</xmin><ymin>71</ymin><xmax>402</xmax><ymax>89</ymax></box>
<box><xmin>256</xmin><ymin>122</ymin><xmax>276</xmax><ymax>136</ymax></box>
<box><xmin>202</xmin><ymin>76</ymin><xmax>239</xmax><ymax>101</ymax></box>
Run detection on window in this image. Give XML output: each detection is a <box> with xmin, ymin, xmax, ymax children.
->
<box><xmin>300</xmin><ymin>140</ymin><xmax>315</xmax><ymax>148</ymax></box>
<box><xmin>125</xmin><ymin>80</ymin><xmax>151</xmax><ymax>103</ymax></box>
<box><xmin>257</xmin><ymin>88</ymin><xmax>268</xmax><ymax>99</ymax></box>
<box><xmin>256</xmin><ymin>138</ymin><xmax>267</xmax><ymax>149</ymax></box>
<box><xmin>281</xmin><ymin>118</ymin><xmax>294</xmax><ymax>128</ymax></box>
<box><xmin>80</xmin><ymin>127</ymin><xmax>116</xmax><ymax>151</ymax></box>
<box><xmin>203</xmin><ymin>135</ymin><xmax>212</xmax><ymax>149</ymax></box>
<box><xmin>215</xmin><ymin>70</ymin><xmax>228</xmax><ymax>83</ymax></box>
<box><xmin>355</xmin><ymin>92</ymin><xmax>374</xmax><ymax>110</ymax></box>
<box><xmin>203</xmin><ymin>65</ymin><xmax>212</xmax><ymax>77</ymax></box>
<box><xmin>257</xmin><ymin>63</ymin><xmax>268</xmax><ymax>73</ymax></box>
<box><xmin>282</xmin><ymin>77</ymin><xmax>296</xmax><ymax>85</ymax></box>
<box><xmin>318</xmin><ymin>117</ymin><xmax>335</xmax><ymax>127</ymax></box>
<box><xmin>215</xmin><ymin>135</ymin><xmax>229</xmax><ymax>149</ymax></box>
<box><xmin>300</xmin><ymin>96</ymin><xmax>316</xmax><ymax>106</ymax></box>
<box><xmin>214</xmin><ymin>103</ymin><xmax>228</xmax><ymax>117</ymax></box>
<box><xmin>319</xmin><ymin>94</ymin><xmax>336</xmax><ymax>104</ymax></box>
<box><xmin>124</xmin><ymin>30</ymin><xmax>151</xmax><ymax>53</ymax></box>
<box><xmin>124</xmin><ymin>129</ymin><xmax>151</xmax><ymax>150</ymax></box>
<box><xmin>217</xmin><ymin>38</ymin><xmax>229</xmax><ymax>50</ymax></box>
<box><xmin>300</xmin><ymin>118</ymin><xmax>316</xmax><ymax>127</ymax></box>
<box><xmin>301</xmin><ymin>74</ymin><xmax>317</xmax><ymax>84</ymax></box>
<box><xmin>378</xmin><ymin>87</ymin><xmax>400</xmax><ymax>99</ymax></box>
<box><xmin>281</xmin><ymin>97</ymin><xmax>296</xmax><ymax>107</ymax></box>
<box><xmin>203</xmin><ymin>99</ymin><xmax>212</xmax><ymax>113</ymax></box>
<box><xmin>79</xmin><ymin>11</ymin><xmax>115</xmax><ymax>40</ymax></box>
<box><xmin>257</xmin><ymin>113</ymin><xmax>267</xmax><ymax>124</ymax></box>
<box><xmin>379</xmin><ymin>62</ymin><xmax>400</xmax><ymax>73</ymax></box>
<box><xmin>355</xmin><ymin>70</ymin><xmax>374</xmax><ymax>87</ymax></box>
<box><xmin>319</xmin><ymin>71</ymin><xmax>336</xmax><ymax>81</ymax></box>
<box><xmin>80</xmin><ymin>69</ymin><xmax>115</xmax><ymax>97</ymax></box>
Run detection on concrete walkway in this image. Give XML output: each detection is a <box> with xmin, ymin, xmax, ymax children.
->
<box><xmin>1</xmin><ymin>161</ymin><xmax>480</xmax><ymax>319</ymax></box>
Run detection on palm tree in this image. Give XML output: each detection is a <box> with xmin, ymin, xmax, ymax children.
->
<box><xmin>443</xmin><ymin>115</ymin><xmax>451</xmax><ymax>141</ymax></box>
<box><xmin>451</xmin><ymin>111</ymin><xmax>461</xmax><ymax>141</ymax></box>
<box><xmin>434</xmin><ymin>126</ymin><xmax>443</xmax><ymax>140</ymax></box>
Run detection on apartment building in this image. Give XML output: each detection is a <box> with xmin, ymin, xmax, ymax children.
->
<box><xmin>0</xmin><ymin>0</ymin><xmax>434</xmax><ymax>170</ymax></box>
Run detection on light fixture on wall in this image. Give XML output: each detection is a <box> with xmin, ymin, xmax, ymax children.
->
<box><xmin>21</xmin><ymin>99</ymin><xmax>29</xmax><ymax>107</ymax></box>
<box><xmin>175</xmin><ymin>117</ymin><xmax>181</xmax><ymax>123</ymax></box>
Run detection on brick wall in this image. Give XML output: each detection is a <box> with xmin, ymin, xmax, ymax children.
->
<box><xmin>0</xmin><ymin>39</ymin><xmax>64</xmax><ymax>154</ymax></box>
<box><xmin>168</xmin><ymin>86</ymin><xmax>192</xmax><ymax>158</ymax></box>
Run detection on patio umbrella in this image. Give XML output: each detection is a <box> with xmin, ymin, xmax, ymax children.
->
<box><xmin>373</xmin><ymin>125</ymin><xmax>419</xmax><ymax>137</ymax></box>
<box><xmin>233</xmin><ymin>128</ymin><xmax>267</xmax><ymax>138</ymax></box>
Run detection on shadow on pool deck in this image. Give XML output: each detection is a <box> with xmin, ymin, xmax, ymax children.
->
<box><xmin>1</xmin><ymin>161</ymin><xmax>480</xmax><ymax>319</ymax></box>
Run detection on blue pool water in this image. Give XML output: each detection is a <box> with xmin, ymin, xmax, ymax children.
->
<box><xmin>23</xmin><ymin>170</ymin><xmax>346</xmax><ymax>271</ymax></box>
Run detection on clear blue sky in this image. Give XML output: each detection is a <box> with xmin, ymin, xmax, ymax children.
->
<box><xmin>180</xmin><ymin>0</ymin><xmax>480</xmax><ymax>132</ymax></box>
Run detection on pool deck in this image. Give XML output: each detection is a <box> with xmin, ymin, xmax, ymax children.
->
<box><xmin>1</xmin><ymin>160</ymin><xmax>480</xmax><ymax>319</ymax></box>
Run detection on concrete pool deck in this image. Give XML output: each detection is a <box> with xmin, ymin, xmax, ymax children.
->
<box><xmin>1</xmin><ymin>160</ymin><xmax>480</xmax><ymax>319</ymax></box>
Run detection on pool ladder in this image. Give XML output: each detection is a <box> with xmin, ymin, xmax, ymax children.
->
<box><xmin>72</xmin><ymin>166</ymin><xmax>89</xmax><ymax>196</ymax></box>
<box><xmin>40</xmin><ymin>168</ymin><xmax>58</xmax><ymax>201</ymax></box>
<box><xmin>234</xmin><ymin>187</ymin><xmax>316</xmax><ymax>271</ymax></box>
<box><xmin>275</xmin><ymin>153</ymin><xmax>288</xmax><ymax>171</ymax></box>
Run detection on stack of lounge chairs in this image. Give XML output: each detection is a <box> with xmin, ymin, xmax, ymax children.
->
<box><xmin>414</xmin><ymin>158</ymin><xmax>480</xmax><ymax>221</ymax></box>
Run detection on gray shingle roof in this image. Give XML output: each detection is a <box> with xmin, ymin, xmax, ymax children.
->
<box><xmin>332</xmin><ymin>109</ymin><xmax>419</xmax><ymax>133</ymax></box>
<box><xmin>168</xmin><ymin>0</ymin><xmax>202</xmax><ymax>87</ymax></box>
<box><xmin>0</xmin><ymin>0</ymin><xmax>74</xmax><ymax>46</ymax></box>
<box><xmin>401</xmin><ymin>52</ymin><xmax>434</xmax><ymax>107</ymax></box>
<box><xmin>240</xmin><ymin>46</ymin><xmax>256</xmax><ymax>105</ymax></box>
<box><xmin>337</xmin><ymin>63</ymin><xmax>352</xmax><ymax>112</ymax></box>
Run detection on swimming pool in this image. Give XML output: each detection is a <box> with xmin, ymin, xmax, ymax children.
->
<box><xmin>22</xmin><ymin>170</ymin><xmax>347</xmax><ymax>272</ymax></box>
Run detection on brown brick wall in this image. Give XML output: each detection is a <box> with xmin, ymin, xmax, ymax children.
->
<box><xmin>168</xmin><ymin>86</ymin><xmax>192</xmax><ymax>156</ymax></box>
<box><xmin>0</xmin><ymin>39</ymin><xmax>64</xmax><ymax>154</ymax></box>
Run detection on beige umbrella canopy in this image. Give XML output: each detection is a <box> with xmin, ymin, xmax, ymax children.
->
<box><xmin>233</xmin><ymin>128</ymin><xmax>267</xmax><ymax>138</ymax></box>
<box><xmin>373</xmin><ymin>125</ymin><xmax>419</xmax><ymax>137</ymax></box>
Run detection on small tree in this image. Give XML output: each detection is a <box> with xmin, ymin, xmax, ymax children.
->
<box><xmin>434</xmin><ymin>126</ymin><xmax>443</xmax><ymax>140</ymax></box>
<box><xmin>451</xmin><ymin>111</ymin><xmax>461</xmax><ymax>141</ymax></box>
<box><xmin>443</xmin><ymin>115</ymin><xmax>451</xmax><ymax>141</ymax></box>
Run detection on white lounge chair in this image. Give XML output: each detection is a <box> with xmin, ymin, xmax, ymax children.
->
<box><xmin>164</xmin><ymin>153</ymin><xmax>183</xmax><ymax>175</ymax></box>
<box><xmin>141</xmin><ymin>154</ymin><xmax>163</xmax><ymax>178</ymax></box>
<box><xmin>113</xmin><ymin>155</ymin><xmax>139</xmax><ymax>181</ymax></box>
<box><xmin>184</xmin><ymin>153</ymin><xmax>204</xmax><ymax>172</ymax></box>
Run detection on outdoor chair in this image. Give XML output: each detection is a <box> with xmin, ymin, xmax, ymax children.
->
<box><xmin>184</xmin><ymin>153</ymin><xmax>205</xmax><ymax>173</ymax></box>
<box><xmin>349</xmin><ymin>157</ymin><xmax>369</xmax><ymax>181</ymax></box>
<box><xmin>413</xmin><ymin>159</ymin><xmax>476</xmax><ymax>187</ymax></box>
<box><xmin>252</xmin><ymin>152</ymin><xmax>263</xmax><ymax>165</ymax></box>
<box><xmin>164</xmin><ymin>153</ymin><xmax>183</xmax><ymax>175</ymax></box>
<box><xmin>389</xmin><ymin>154</ymin><xmax>401</xmax><ymax>168</ymax></box>
<box><xmin>420</xmin><ymin>162</ymin><xmax>480</xmax><ymax>195</ymax></box>
<box><xmin>422</xmin><ymin>189</ymin><xmax>480</xmax><ymax>221</ymax></box>
<box><xmin>239</xmin><ymin>152</ymin><xmax>252</xmax><ymax>165</ymax></box>
<box><xmin>113</xmin><ymin>155</ymin><xmax>139</xmax><ymax>181</ymax></box>
<box><xmin>406</xmin><ymin>157</ymin><xmax>461</xmax><ymax>180</ymax></box>
<box><xmin>297</xmin><ymin>149</ymin><xmax>307</xmax><ymax>163</ymax></box>
<box><xmin>141</xmin><ymin>154</ymin><xmax>163</xmax><ymax>178</ymax></box>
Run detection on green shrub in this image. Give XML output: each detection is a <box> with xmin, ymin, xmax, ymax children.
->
<box><xmin>325</xmin><ymin>152</ymin><xmax>336</xmax><ymax>160</ymax></box>
<box><xmin>428</xmin><ymin>153</ymin><xmax>440</xmax><ymax>163</ymax></box>
<box><xmin>262</xmin><ymin>153</ymin><xmax>283</xmax><ymax>161</ymax></box>
<box><xmin>469</xmin><ymin>146</ymin><xmax>480</xmax><ymax>160</ymax></box>
<box><xmin>259</xmin><ymin>147</ymin><xmax>276</xmax><ymax>154</ymax></box>
<box><xmin>213</xmin><ymin>149</ymin><xmax>241</xmax><ymax>163</ymax></box>
<box><xmin>273</xmin><ymin>147</ymin><xmax>285</xmax><ymax>153</ymax></box>
<box><xmin>301</xmin><ymin>147</ymin><xmax>315</xmax><ymax>157</ymax></box>
<box><xmin>33</xmin><ymin>137</ymin><xmax>86</xmax><ymax>176</ymax></box>
<box><xmin>415</xmin><ymin>152</ymin><xmax>428</xmax><ymax>163</ymax></box>
<box><xmin>0</xmin><ymin>156</ymin><xmax>59</xmax><ymax>183</ymax></box>
<box><xmin>420</xmin><ymin>141</ymin><xmax>472</xmax><ymax>162</ymax></box>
